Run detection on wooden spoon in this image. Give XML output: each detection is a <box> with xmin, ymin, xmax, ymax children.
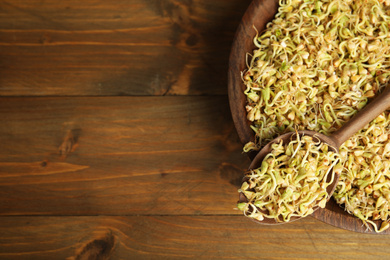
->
<box><xmin>239</xmin><ymin>86</ymin><xmax>390</xmax><ymax>224</ymax></box>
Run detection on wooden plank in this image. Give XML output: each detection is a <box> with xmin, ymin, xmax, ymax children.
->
<box><xmin>0</xmin><ymin>215</ymin><xmax>388</xmax><ymax>259</ymax></box>
<box><xmin>0</xmin><ymin>96</ymin><xmax>250</xmax><ymax>215</ymax></box>
<box><xmin>0</xmin><ymin>0</ymin><xmax>251</xmax><ymax>96</ymax></box>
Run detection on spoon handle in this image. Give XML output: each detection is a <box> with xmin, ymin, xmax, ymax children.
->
<box><xmin>332</xmin><ymin>86</ymin><xmax>390</xmax><ymax>147</ymax></box>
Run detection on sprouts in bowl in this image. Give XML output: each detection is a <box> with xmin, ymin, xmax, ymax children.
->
<box><xmin>229</xmin><ymin>0</ymin><xmax>390</xmax><ymax>233</ymax></box>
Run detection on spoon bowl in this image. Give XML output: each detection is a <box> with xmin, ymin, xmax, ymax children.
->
<box><xmin>239</xmin><ymin>130</ymin><xmax>340</xmax><ymax>225</ymax></box>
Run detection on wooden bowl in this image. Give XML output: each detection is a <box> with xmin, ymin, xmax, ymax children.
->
<box><xmin>227</xmin><ymin>0</ymin><xmax>389</xmax><ymax>234</ymax></box>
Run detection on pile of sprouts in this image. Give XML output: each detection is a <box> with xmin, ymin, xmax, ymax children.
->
<box><xmin>238</xmin><ymin>135</ymin><xmax>340</xmax><ymax>222</ymax></box>
<box><xmin>241</xmin><ymin>0</ymin><xmax>390</xmax><ymax>232</ymax></box>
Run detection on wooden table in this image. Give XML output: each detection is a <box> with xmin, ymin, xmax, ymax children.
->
<box><xmin>1</xmin><ymin>1</ymin><xmax>390</xmax><ymax>259</ymax></box>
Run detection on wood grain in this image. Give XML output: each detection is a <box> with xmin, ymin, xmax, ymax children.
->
<box><xmin>0</xmin><ymin>96</ymin><xmax>250</xmax><ymax>215</ymax></box>
<box><xmin>2</xmin><ymin>0</ymin><xmax>387</xmax><ymax>258</ymax></box>
<box><xmin>0</xmin><ymin>0</ymin><xmax>251</xmax><ymax>96</ymax></box>
<box><xmin>0</xmin><ymin>215</ymin><xmax>389</xmax><ymax>260</ymax></box>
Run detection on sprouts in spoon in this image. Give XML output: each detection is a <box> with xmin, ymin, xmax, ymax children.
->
<box><xmin>238</xmin><ymin>135</ymin><xmax>341</xmax><ymax>222</ymax></box>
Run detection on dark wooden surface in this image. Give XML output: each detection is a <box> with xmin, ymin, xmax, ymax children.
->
<box><xmin>0</xmin><ymin>0</ymin><xmax>251</xmax><ymax>96</ymax></box>
<box><xmin>2</xmin><ymin>1</ymin><xmax>390</xmax><ymax>259</ymax></box>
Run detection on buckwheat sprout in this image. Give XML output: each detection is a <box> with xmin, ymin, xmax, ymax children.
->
<box><xmin>241</xmin><ymin>0</ymin><xmax>390</xmax><ymax>232</ymax></box>
<box><xmin>238</xmin><ymin>135</ymin><xmax>341</xmax><ymax>222</ymax></box>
